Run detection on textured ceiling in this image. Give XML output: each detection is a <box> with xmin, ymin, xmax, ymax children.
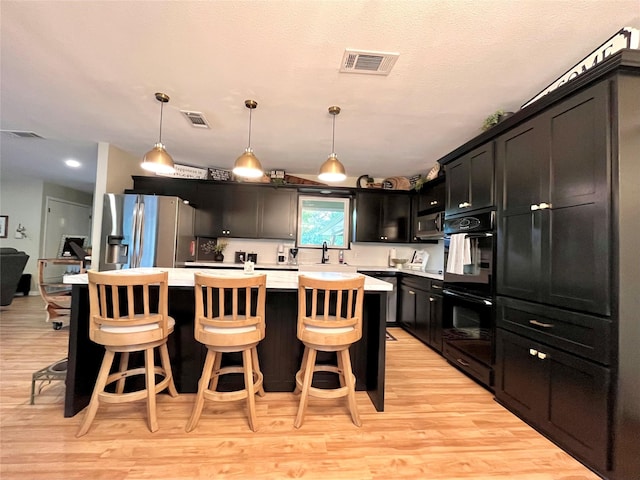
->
<box><xmin>1</xmin><ymin>1</ymin><xmax>638</xmax><ymax>192</ymax></box>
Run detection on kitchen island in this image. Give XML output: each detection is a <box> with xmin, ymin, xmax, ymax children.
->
<box><xmin>63</xmin><ymin>268</ymin><xmax>392</xmax><ymax>417</ymax></box>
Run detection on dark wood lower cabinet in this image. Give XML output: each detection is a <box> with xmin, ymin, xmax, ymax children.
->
<box><xmin>495</xmin><ymin>328</ymin><xmax>610</xmax><ymax>474</ymax></box>
<box><xmin>398</xmin><ymin>277</ymin><xmax>443</xmax><ymax>353</ymax></box>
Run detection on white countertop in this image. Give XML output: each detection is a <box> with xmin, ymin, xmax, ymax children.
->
<box><xmin>183</xmin><ymin>262</ymin><xmax>444</xmax><ymax>281</ymax></box>
<box><xmin>64</xmin><ymin>268</ymin><xmax>393</xmax><ymax>291</ymax></box>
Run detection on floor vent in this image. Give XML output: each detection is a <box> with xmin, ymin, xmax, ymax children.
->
<box><xmin>0</xmin><ymin>130</ymin><xmax>44</xmax><ymax>139</ymax></box>
<box><xmin>180</xmin><ymin>111</ymin><xmax>210</xmax><ymax>129</ymax></box>
<box><xmin>340</xmin><ymin>49</ymin><xmax>399</xmax><ymax>75</ymax></box>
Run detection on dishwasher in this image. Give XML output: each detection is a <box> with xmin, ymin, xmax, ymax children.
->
<box><xmin>361</xmin><ymin>271</ymin><xmax>398</xmax><ymax>325</ymax></box>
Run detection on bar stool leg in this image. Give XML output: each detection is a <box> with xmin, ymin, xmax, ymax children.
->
<box><xmin>340</xmin><ymin>349</ymin><xmax>361</xmax><ymax>427</ymax></box>
<box><xmin>293</xmin><ymin>346</ymin><xmax>309</xmax><ymax>394</ymax></box>
<box><xmin>251</xmin><ymin>347</ymin><xmax>265</xmax><ymax>397</ymax></box>
<box><xmin>145</xmin><ymin>347</ymin><xmax>158</xmax><ymax>432</ymax></box>
<box><xmin>115</xmin><ymin>352</ymin><xmax>129</xmax><ymax>394</ymax></box>
<box><xmin>77</xmin><ymin>350</ymin><xmax>115</xmax><ymax>437</ymax></box>
<box><xmin>186</xmin><ymin>348</ymin><xmax>216</xmax><ymax>432</ymax></box>
<box><xmin>243</xmin><ymin>349</ymin><xmax>257</xmax><ymax>432</ymax></box>
<box><xmin>294</xmin><ymin>348</ymin><xmax>317</xmax><ymax>429</ymax></box>
<box><xmin>159</xmin><ymin>343</ymin><xmax>178</xmax><ymax>397</ymax></box>
<box><xmin>208</xmin><ymin>352</ymin><xmax>222</xmax><ymax>391</ymax></box>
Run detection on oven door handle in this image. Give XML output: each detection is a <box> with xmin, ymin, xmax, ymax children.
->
<box><xmin>443</xmin><ymin>289</ymin><xmax>493</xmax><ymax>306</ymax></box>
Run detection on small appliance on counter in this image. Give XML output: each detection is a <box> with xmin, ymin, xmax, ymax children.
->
<box><xmin>247</xmin><ymin>252</ymin><xmax>258</xmax><ymax>263</ymax></box>
<box><xmin>288</xmin><ymin>248</ymin><xmax>298</xmax><ymax>265</ymax></box>
<box><xmin>234</xmin><ymin>251</ymin><xmax>246</xmax><ymax>263</ymax></box>
<box><xmin>277</xmin><ymin>244</ymin><xmax>286</xmax><ymax>264</ymax></box>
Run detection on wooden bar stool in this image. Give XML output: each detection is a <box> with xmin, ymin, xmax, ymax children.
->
<box><xmin>76</xmin><ymin>270</ymin><xmax>178</xmax><ymax>437</ymax></box>
<box><xmin>186</xmin><ymin>273</ymin><xmax>267</xmax><ymax>432</ymax></box>
<box><xmin>294</xmin><ymin>274</ymin><xmax>365</xmax><ymax>428</ymax></box>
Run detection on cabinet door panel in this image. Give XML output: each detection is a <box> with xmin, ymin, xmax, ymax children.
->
<box><xmin>497</xmin><ymin>212</ymin><xmax>540</xmax><ymax>300</ymax></box>
<box><xmin>414</xmin><ymin>288</ymin><xmax>430</xmax><ymax>344</ymax></box>
<box><xmin>498</xmin><ymin>119</ymin><xmax>547</xmax><ymax>216</ymax></box>
<box><xmin>194</xmin><ymin>183</ymin><xmax>224</xmax><ymax>236</ymax></box>
<box><xmin>547</xmin><ymin>349</ymin><xmax>609</xmax><ymax>471</ymax></box>
<box><xmin>429</xmin><ymin>293</ymin><xmax>443</xmax><ymax>352</ymax></box>
<box><xmin>223</xmin><ymin>186</ymin><xmax>259</xmax><ymax>238</ymax></box>
<box><xmin>354</xmin><ymin>192</ymin><xmax>382</xmax><ymax>242</ymax></box>
<box><xmin>260</xmin><ymin>189</ymin><xmax>297</xmax><ymax>239</ymax></box>
<box><xmin>545</xmin><ymin>204</ymin><xmax>610</xmax><ymax>315</ymax></box>
<box><xmin>468</xmin><ymin>143</ymin><xmax>494</xmax><ymax>211</ymax></box>
<box><xmin>398</xmin><ymin>284</ymin><xmax>416</xmax><ymax>331</ymax></box>
<box><xmin>549</xmin><ymin>81</ymin><xmax>609</xmax><ymax>209</ymax></box>
<box><xmin>495</xmin><ymin>329</ymin><xmax>547</xmax><ymax>422</ymax></box>
<box><xmin>382</xmin><ymin>194</ymin><xmax>411</xmax><ymax>242</ymax></box>
<box><xmin>446</xmin><ymin>159</ymin><xmax>469</xmax><ymax>215</ymax></box>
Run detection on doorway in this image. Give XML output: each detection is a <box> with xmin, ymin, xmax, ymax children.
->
<box><xmin>42</xmin><ymin>197</ymin><xmax>92</xmax><ymax>283</ymax></box>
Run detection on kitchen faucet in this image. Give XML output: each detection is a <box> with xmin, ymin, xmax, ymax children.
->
<box><xmin>321</xmin><ymin>241</ymin><xmax>328</xmax><ymax>264</ymax></box>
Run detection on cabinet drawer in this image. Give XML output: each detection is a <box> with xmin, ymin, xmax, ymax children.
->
<box><xmin>443</xmin><ymin>341</ymin><xmax>493</xmax><ymax>387</ymax></box>
<box><xmin>497</xmin><ymin>296</ymin><xmax>611</xmax><ymax>365</ymax></box>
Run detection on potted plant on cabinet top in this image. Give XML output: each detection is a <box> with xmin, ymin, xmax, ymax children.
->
<box><xmin>213</xmin><ymin>241</ymin><xmax>228</xmax><ymax>262</ymax></box>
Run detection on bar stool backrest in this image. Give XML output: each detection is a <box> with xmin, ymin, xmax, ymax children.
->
<box><xmin>193</xmin><ymin>273</ymin><xmax>267</xmax><ymax>348</ymax></box>
<box><xmin>87</xmin><ymin>270</ymin><xmax>170</xmax><ymax>347</ymax></box>
<box><xmin>297</xmin><ymin>275</ymin><xmax>365</xmax><ymax>347</ymax></box>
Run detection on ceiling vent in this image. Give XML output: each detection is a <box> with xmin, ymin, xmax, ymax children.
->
<box><xmin>340</xmin><ymin>49</ymin><xmax>399</xmax><ymax>75</ymax></box>
<box><xmin>180</xmin><ymin>110</ymin><xmax>210</xmax><ymax>129</ymax></box>
<box><xmin>0</xmin><ymin>130</ymin><xmax>44</xmax><ymax>139</ymax></box>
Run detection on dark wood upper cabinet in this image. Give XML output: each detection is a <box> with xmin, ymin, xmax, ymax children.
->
<box><xmin>258</xmin><ymin>188</ymin><xmax>297</xmax><ymax>240</ymax></box>
<box><xmin>496</xmin><ymin>81</ymin><xmax>610</xmax><ymax>316</ymax></box>
<box><xmin>445</xmin><ymin>142</ymin><xmax>494</xmax><ymax>216</ymax></box>
<box><xmin>415</xmin><ymin>176</ymin><xmax>445</xmax><ymax>213</ymax></box>
<box><xmin>354</xmin><ymin>191</ymin><xmax>411</xmax><ymax>243</ymax></box>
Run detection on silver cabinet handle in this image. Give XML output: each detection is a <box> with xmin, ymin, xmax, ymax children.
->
<box><xmin>430</xmin><ymin>200</ymin><xmax>438</xmax><ymax>205</ymax></box>
<box><xmin>529</xmin><ymin>348</ymin><xmax>538</xmax><ymax>356</ymax></box>
<box><xmin>456</xmin><ymin>358</ymin><xmax>470</xmax><ymax>367</ymax></box>
<box><xmin>529</xmin><ymin>319</ymin><xmax>553</xmax><ymax>328</ymax></box>
<box><xmin>409</xmin><ymin>290</ymin><xmax>416</xmax><ymax>295</ymax></box>
<box><xmin>537</xmin><ymin>352</ymin><xmax>547</xmax><ymax>360</ymax></box>
<box><xmin>458</xmin><ymin>202</ymin><xmax>471</xmax><ymax>208</ymax></box>
<box><xmin>429</xmin><ymin>297</ymin><xmax>435</xmax><ymax>302</ymax></box>
<box><xmin>539</xmin><ymin>202</ymin><xmax>552</xmax><ymax>210</ymax></box>
<box><xmin>530</xmin><ymin>204</ymin><xmax>540</xmax><ymax>211</ymax></box>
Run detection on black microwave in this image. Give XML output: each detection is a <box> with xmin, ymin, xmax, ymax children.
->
<box><xmin>414</xmin><ymin>211</ymin><xmax>444</xmax><ymax>239</ymax></box>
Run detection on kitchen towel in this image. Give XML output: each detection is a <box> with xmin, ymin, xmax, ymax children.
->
<box><xmin>446</xmin><ymin>233</ymin><xmax>472</xmax><ymax>275</ymax></box>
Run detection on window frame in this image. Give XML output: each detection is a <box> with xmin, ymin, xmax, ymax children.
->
<box><xmin>296</xmin><ymin>194</ymin><xmax>352</xmax><ymax>249</ymax></box>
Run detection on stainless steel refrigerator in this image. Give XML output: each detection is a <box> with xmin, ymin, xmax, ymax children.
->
<box><xmin>100</xmin><ymin>193</ymin><xmax>195</xmax><ymax>271</ymax></box>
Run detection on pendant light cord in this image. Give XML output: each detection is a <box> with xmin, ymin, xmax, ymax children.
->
<box><xmin>331</xmin><ymin>113</ymin><xmax>336</xmax><ymax>154</ymax></box>
<box><xmin>158</xmin><ymin>101</ymin><xmax>164</xmax><ymax>144</ymax></box>
<box><xmin>247</xmin><ymin>107</ymin><xmax>253</xmax><ymax>149</ymax></box>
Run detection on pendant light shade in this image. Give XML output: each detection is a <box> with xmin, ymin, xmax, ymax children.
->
<box><xmin>233</xmin><ymin>99</ymin><xmax>264</xmax><ymax>178</ymax></box>
<box><xmin>141</xmin><ymin>93</ymin><xmax>175</xmax><ymax>175</ymax></box>
<box><xmin>318</xmin><ymin>106</ymin><xmax>346</xmax><ymax>182</ymax></box>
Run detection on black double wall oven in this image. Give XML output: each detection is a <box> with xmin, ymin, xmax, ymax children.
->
<box><xmin>442</xmin><ymin>211</ymin><xmax>495</xmax><ymax>389</ymax></box>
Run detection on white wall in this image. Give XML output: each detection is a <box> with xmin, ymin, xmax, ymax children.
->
<box><xmin>0</xmin><ymin>172</ymin><xmax>92</xmax><ymax>292</ymax></box>
<box><xmin>0</xmin><ymin>173</ymin><xmax>44</xmax><ymax>287</ymax></box>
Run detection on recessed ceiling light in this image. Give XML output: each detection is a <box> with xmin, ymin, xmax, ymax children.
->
<box><xmin>65</xmin><ymin>159</ymin><xmax>81</xmax><ymax>168</ymax></box>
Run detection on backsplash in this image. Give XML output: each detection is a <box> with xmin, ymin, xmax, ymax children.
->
<box><xmin>203</xmin><ymin>237</ymin><xmax>444</xmax><ymax>271</ymax></box>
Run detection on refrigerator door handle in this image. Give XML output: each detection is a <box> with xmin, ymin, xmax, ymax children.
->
<box><xmin>137</xmin><ymin>201</ymin><xmax>145</xmax><ymax>267</ymax></box>
<box><xmin>130</xmin><ymin>200</ymin><xmax>140</xmax><ymax>268</ymax></box>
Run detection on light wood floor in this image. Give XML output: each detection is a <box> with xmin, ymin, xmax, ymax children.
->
<box><xmin>0</xmin><ymin>295</ymin><xmax>601</xmax><ymax>479</ymax></box>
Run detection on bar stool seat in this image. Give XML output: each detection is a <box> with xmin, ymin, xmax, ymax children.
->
<box><xmin>76</xmin><ymin>270</ymin><xmax>178</xmax><ymax>437</ymax></box>
<box><xmin>186</xmin><ymin>273</ymin><xmax>267</xmax><ymax>432</ymax></box>
<box><xmin>294</xmin><ymin>274</ymin><xmax>365</xmax><ymax>428</ymax></box>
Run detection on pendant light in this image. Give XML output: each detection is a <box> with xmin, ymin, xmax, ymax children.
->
<box><xmin>141</xmin><ymin>92</ymin><xmax>176</xmax><ymax>175</ymax></box>
<box><xmin>318</xmin><ymin>105</ymin><xmax>346</xmax><ymax>182</ymax></box>
<box><xmin>233</xmin><ymin>99</ymin><xmax>264</xmax><ymax>178</ymax></box>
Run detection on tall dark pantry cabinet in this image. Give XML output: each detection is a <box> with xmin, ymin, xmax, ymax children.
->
<box><xmin>495</xmin><ymin>51</ymin><xmax>640</xmax><ymax>480</ymax></box>
<box><xmin>440</xmin><ymin>50</ymin><xmax>640</xmax><ymax>480</ymax></box>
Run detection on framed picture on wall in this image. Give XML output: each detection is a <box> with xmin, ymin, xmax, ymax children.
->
<box><xmin>0</xmin><ymin>216</ymin><xmax>7</xmax><ymax>238</ymax></box>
